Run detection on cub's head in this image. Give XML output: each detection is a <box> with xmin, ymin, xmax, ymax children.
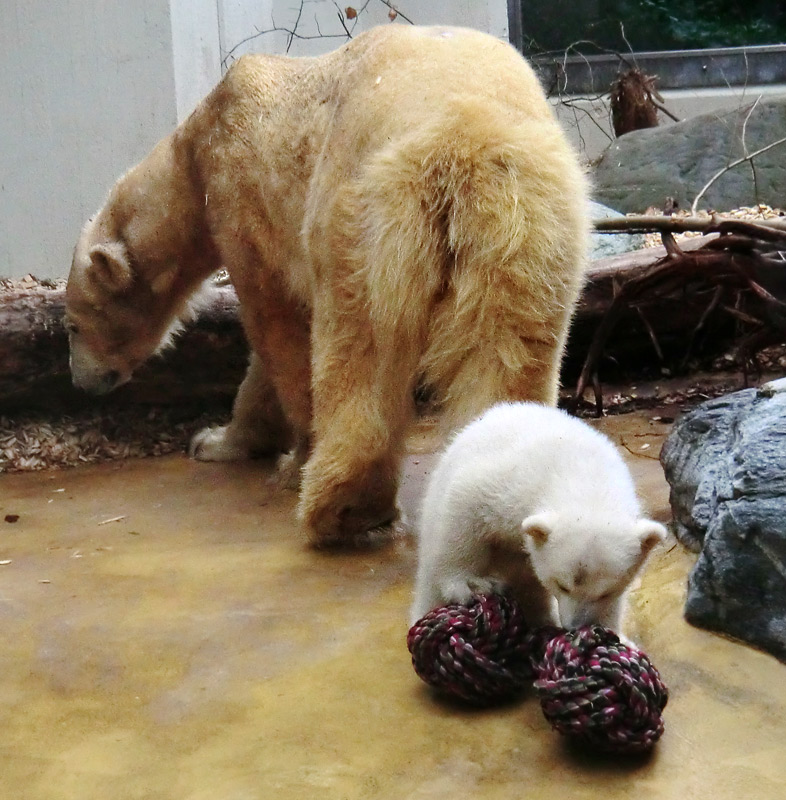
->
<box><xmin>521</xmin><ymin>511</ymin><xmax>666</xmax><ymax>629</ymax></box>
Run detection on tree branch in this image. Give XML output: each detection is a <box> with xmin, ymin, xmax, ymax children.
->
<box><xmin>593</xmin><ymin>214</ymin><xmax>786</xmax><ymax>239</ymax></box>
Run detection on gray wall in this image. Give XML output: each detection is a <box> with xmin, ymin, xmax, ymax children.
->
<box><xmin>1</xmin><ymin>0</ymin><xmax>179</xmax><ymax>279</ymax></box>
<box><xmin>0</xmin><ymin>0</ymin><xmax>507</xmax><ymax>279</ymax></box>
<box><xmin>217</xmin><ymin>0</ymin><xmax>508</xmax><ymax>60</ymax></box>
<box><xmin>171</xmin><ymin>0</ymin><xmax>222</xmax><ymax>122</ymax></box>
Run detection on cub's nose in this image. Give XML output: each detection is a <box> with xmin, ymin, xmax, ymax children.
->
<box><xmin>566</xmin><ymin>609</ymin><xmax>595</xmax><ymax>628</ymax></box>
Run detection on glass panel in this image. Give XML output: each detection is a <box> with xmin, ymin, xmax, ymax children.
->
<box><xmin>520</xmin><ymin>1</ymin><xmax>786</xmax><ymax>55</ymax></box>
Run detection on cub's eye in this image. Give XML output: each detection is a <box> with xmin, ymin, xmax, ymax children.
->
<box><xmin>597</xmin><ymin>591</ymin><xmax>613</xmax><ymax>602</ymax></box>
<box><xmin>555</xmin><ymin>581</ymin><xmax>571</xmax><ymax>595</ymax></box>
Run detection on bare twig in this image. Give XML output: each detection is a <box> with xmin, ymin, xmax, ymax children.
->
<box><xmin>560</xmin><ymin>98</ymin><xmax>615</xmax><ymax>144</ymax></box>
<box><xmin>619</xmin><ymin>438</ymin><xmax>661</xmax><ymax>460</ymax></box>
<box><xmin>721</xmin><ymin>304</ymin><xmax>764</xmax><ymax>327</ymax></box>
<box><xmin>741</xmin><ymin>97</ymin><xmax>763</xmax><ymax>202</ymax></box>
<box><xmin>680</xmin><ymin>285</ymin><xmax>725</xmax><ymax>368</ymax></box>
<box><xmin>221</xmin><ymin>0</ymin><xmax>384</xmax><ymax>66</ymax></box>
<box><xmin>634</xmin><ymin>305</ymin><xmax>664</xmax><ymax>361</ymax></box>
<box><xmin>691</xmin><ymin>132</ymin><xmax>786</xmax><ymax>215</ymax></box>
<box><xmin>332</xmin><ymin>2</ymin><xmax>353</xmax><ymax>38</ymax></box>
<box><xmin>652</xmin><ymin>100</ymin><xmax>679</xmax><ymax>122</ymax></box>
<box><xmin>378</xmin><ymin>0</ymin><xmax>414</xmax><ymax>24</ymax></box>
<box><xmin>661</xmin><ymin>230</ymin><xmax>683</xmax><ymax>259</ymax></box>
<box><xmin>541</xmin><ymin>26</ymin><xmax>677</xmax><ymax>148</ymax></box>
<box><xmin>222</xmin><ymin>23</ymin><xmax>348</xmax><ymax>66</ymax></box>
<box><xmin>287</xmin><ymin>0</ymin><xmax>307</xmax><ymax>52</ymax></box>
<box><xmin>618</xmin><ymin>23</ymin><xmax>637</xmax><ymax>71</ymax></box>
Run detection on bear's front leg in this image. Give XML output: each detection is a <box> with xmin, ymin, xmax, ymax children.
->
<box><xmin>299</xmin><ymin>450</ymin><xmax>400</xmax><ymax>545</ymax></box>
<box><xmin>190</xmin><ymin>353</ymin><xmax>293</xmax><ymax>461</ymax></box>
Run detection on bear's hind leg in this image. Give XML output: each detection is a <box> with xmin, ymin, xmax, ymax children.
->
<box><xmin>189</xmin><ymin>353</ymin><xmax>293</xmax><ymax>462</ymax></box>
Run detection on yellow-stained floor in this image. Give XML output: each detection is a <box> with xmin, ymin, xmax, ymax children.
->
<box><xmin>0</xmin><ymin>412</ymin><xmax>784</xmax><ymax>800</ymax></box>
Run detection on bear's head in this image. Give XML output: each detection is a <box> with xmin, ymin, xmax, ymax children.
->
<box><xmin>65</xmin><ymin>213</ymin><xmax>184</xmax><ymax>394</ymax></box>
<box><xmin>65</xmin><ymin>139</ymin><xmax>217</xmax><ymax>394</ymax></box>
<box><xmin>521</xmin><ymin>511</ymin><xmax>666</xmax><ymax>629</ymax></box>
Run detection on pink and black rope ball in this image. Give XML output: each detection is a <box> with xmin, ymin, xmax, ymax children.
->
<box><xmin>407</xmin><ymin>593</ymin><xmax>668</xmax><ymax>754</ymax></box>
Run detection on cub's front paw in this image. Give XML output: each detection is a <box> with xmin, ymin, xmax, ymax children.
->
<box><xmin>189</xmin><ymin>426</ymin><xmax>251</xmax><ymax>462</ymax></box>
<box><xmin>441</xmin><ymin>576</ymin><xmax>504</xmax><ymax>606</ymax></box>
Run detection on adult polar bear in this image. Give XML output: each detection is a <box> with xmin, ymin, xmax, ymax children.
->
<box><xmin>65</xmin><ymin>25</ymin><xmax>589</xmax><ymax>546</ymax></box>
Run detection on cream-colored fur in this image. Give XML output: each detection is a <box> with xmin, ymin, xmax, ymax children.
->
<box><xmin>65</xmin><ymin>25</ymin><xmax>589</xmax><ymax>545</ymax></box>
<box><xmin>410</xmin><ymin>403</ymin><xmax>666</xmax><ymax>642</ymax></box>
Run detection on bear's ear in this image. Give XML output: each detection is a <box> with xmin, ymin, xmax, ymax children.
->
<box><xmin>634</xmin><ymin>519</ymin><xmax>667</xmax><ymax>555</ymax></box>
<box><xmin>521</xmin><ymin>513</ymin><xmax>554</xmax><ymax>547</ymax></box>
<box><xmin>87</xmin><ymin>242</ymin><xmax>133</xmax><ymax>293</ymax></box>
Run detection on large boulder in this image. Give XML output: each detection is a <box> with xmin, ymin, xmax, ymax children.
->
<box><xmin>593</xmin><ymin>96</ymin><xmax>786</xmax><ymax>213</ymax></box>
<box><xmin>660</xmin><ymin>383</ymin><xmax>786</xmax><ymax>660</ymax></box>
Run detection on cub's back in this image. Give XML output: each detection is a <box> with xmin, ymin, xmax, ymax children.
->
<box><xmin>431</xmin><ymin>403</ymin><xmax>636</xmax><ymax>509</ymax></box>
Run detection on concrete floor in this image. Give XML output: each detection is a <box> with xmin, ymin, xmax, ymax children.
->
<box><xmin>0</xmin><ymin>411</ymin><xmax>784</xmax><ymax>800</ymax></box>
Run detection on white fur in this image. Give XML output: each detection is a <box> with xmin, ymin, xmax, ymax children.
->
<box><xmin>410</xmin><ymin>402</ymin><xmax>666</xmax><ymax>640</ymax></box>
<box><xmin>153</xmin><ymin>279</ymin><xmax>215</xmax><ymax>356</ymax></box>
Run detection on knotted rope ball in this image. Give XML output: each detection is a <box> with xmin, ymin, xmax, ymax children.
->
<box><xmin>534</xmin><ymin>624</ymin><xmax>668</xmax><ymax>752</ymax></box>
<box><xmin>407</xmin><ymin>593</ymin><xmax>668</xmax><ymax>754</ymax></box>
<box><xmin>406</xmin><ymin>592</ymin><xmax>536</xmax><ymax>705</ymax></box>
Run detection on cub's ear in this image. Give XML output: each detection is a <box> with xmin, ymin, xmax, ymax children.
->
<box><xmin>634</xmin><ymin>519</ymin><xmax>667</xmax><ymax>555</ymax></box>
<box><xmin>521</xmin><ymin>513</ymin><xmax>555</xmax><ymax>547</ymax></box>
<box><xmin>87</xmin><ymin>242</ymin><xmax>133</xmax><ymax>293</ymax></box>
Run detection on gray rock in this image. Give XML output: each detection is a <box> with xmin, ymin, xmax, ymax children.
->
<box><xmin>588</xmin><ymin>201</ymin><xmax>646</xmax><ymax>259</ymax></box>
<box><xmin>660</xmin><ymin>387</ymin><xmax>786</xmax><ymax>660</ymax></box>
<box><xmin>593</xmin><ymin>95</ymin><xmax>786</xmax><ymax>213</ymax></box>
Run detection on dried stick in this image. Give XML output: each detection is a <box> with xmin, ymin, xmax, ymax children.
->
<box><xmin>633</xmin><ymin>305</ymin><xmax>664</xmax><ymax>361</ymax></box>
<box><xmin>680</xmin><ymin>285</ymin><xmax>724</xmax><ymax>369</ymax></box>
<box><xmin>594</xmin><ymin>214</ymin><xmax>786</xmax><ymax>238</ymax></box>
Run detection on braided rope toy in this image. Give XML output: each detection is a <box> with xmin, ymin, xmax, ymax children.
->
<box><xmin>407</xmin><ymin>593</ymin><xmax>668</xmax><ymax>754</ymax></box>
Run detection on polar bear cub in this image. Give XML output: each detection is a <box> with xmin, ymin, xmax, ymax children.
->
<box><xmin>410</xmin><ymin>402</ymin><xmax>666</xmax><ymax>639</ymax></box>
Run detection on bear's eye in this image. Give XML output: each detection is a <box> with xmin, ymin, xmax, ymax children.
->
<box><xmin>65</xmin><ymin>321</ymin><xmax>79</xmax><ymax>335</ymax></box>
<box><xmin>555</xmin><ymin>581</ymin><xmax>571</xmax><ymax>594</ymax></box>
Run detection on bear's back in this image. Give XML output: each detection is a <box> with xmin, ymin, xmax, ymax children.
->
<box><xmin>215</xmin><ymin>25</ymin><xmax>554</xmax><ymax>141</ymax></box>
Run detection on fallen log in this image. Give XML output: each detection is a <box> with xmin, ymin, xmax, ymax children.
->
<box><xmin>571</xmin><ymin>230</ymin><xmax>786</xmax><ymax>413</ymax></box>
<box><xmin>0</xmin><ymin>282</ymin><xmax>246</xmax><ymax>415</ymax></box>
<box><xmin>2</xmin><ymin>224</ymin><xmax>785</xmax><ymax>418</ymax></box>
